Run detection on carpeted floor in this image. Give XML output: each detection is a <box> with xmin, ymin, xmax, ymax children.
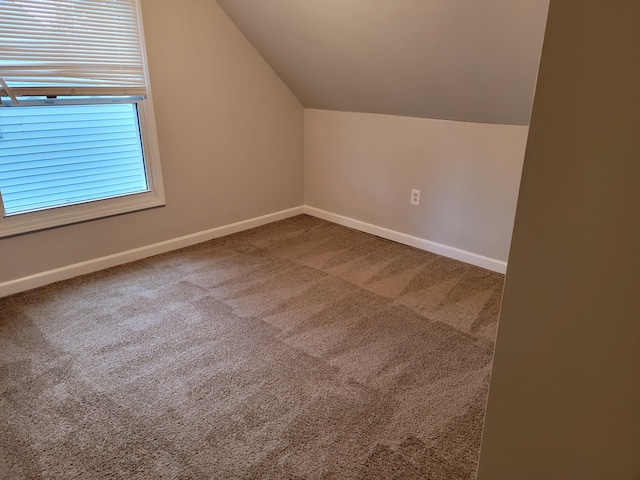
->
<box><xmin>0</xmin><ymin>215</ymin><xmax>504</xmax><ymax>479</ymax></box>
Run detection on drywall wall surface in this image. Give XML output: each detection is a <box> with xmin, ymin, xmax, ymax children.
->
<box><xmin>304</xmin><ymin>109</ymin><xmax>528</xmax><ymax>262</ymax></box>
<box><xmin>477</xmin><ymin>1</ymin><xmax>640</xmax><ymax>478</ymax></box>
<box><xmin>0</xmin><ymin>0</ymin><xmax>303</xmax><ymax>284</ymax></box>
<box><xmin>216</xmin><ymin>0</ymin><xmax>549</xmax><ymax>125</ymax></box>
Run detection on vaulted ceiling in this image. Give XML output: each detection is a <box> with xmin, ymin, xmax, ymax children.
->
<box><xmin>215</xmin><ymin>0</ymin><xmax>549</xmax><ymax>125</ymax></box>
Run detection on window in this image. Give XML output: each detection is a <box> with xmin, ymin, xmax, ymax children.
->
<box><xmin>0</xmin><ymin>0</ymin><xmax>164</xmax><ymax>238</ymax></box>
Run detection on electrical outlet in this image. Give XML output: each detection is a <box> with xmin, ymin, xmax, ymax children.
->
<box><xmin>411</xmin><ymin>189</ymin><xmax>420</xmax><ymax>206</ymax></box>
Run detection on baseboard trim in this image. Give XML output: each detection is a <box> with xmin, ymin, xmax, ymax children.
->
<box><xmin>0</xmin><ymin>206</ymin><xmax>305</xmax><ymax>298</ymax></box>
<box><xmin>303</xmin><ymin>206</ymin><xmax>507</xmax><ymax>274</ymax></box>
<box><xmin>1</xmin><ymin>204</ymin><xmax>506</xmax><ymax>298</ymax></box>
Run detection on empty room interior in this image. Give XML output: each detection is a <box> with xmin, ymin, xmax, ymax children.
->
<box><xmin>1</xmin><ymin>1</ymin><xmax>639</xmax><ymax>479</ymax></box>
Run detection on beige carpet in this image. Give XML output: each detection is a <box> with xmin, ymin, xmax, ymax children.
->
<box><xmin>0</xmin><ymin>215</ymin><xmax>503</xmax><ymax>479</ymax></box>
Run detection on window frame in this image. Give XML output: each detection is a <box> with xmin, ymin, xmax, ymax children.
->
<box><xmin>0</xmin><ymin>0</ymin><xmax>165</xmax><ymax>238</ymax></box>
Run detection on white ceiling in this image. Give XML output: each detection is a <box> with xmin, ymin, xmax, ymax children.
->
<box><xmin>215</xmin><ymin>0</ymin><xmax>549</xmax><ymax>125</ymax></box>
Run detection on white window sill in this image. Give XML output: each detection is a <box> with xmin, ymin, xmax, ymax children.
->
<box><xmin>0</xmin><ymin>190</ymin><xmax>165</xmax><ymax>238</ymax></box>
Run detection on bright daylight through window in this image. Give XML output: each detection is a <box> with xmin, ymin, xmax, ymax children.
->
<box><xmin>0</xmin><ymin>0</ymin><xmax>164</xmax><ymax>238</ymax></box>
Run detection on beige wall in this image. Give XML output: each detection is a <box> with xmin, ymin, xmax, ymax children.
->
<box><xmin>477</xmin><ymin>1</ymin><xmax>640</xmax><ymax>478</ymax></box>
<box><xmin>304</xmin><ymin>109</ymin><xmax>528</xmax><ymax>262</ymax></box>
<box><xmin>0</xmin><ymin>0</ymin><xmax>304</xmax><ymax>284</ymax></box>
<box><xmin>0</xmin><ymin>1</ymin><xmax>531</xmax><ymax>287</ymax></box>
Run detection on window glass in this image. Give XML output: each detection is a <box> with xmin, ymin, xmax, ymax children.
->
<box><xmin>0</xmin><ymin>102</ymin><xmax>148</xmax><ymax>216</ymax></box>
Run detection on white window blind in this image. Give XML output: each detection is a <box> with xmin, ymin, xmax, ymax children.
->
<box><xmin>0</xmin><ymin>0</ymin><xmax>147</xmax><ymax>98</ymax></box>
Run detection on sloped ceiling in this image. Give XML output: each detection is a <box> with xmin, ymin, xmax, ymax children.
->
<box><xmin>215</xmin><ymin>0</ymin><xmax>549</xmax><ymax>125</ymax></box>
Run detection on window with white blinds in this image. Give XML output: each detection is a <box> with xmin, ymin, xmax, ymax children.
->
<box><xmin>0</xmin><ymin>0</ymin><xmax>147</xmax><ymax>98</ymax></box>
<box><xmin>0</xmin><ymin>0</ymin><xmax>164</xmax><ymax>238</ymax></box>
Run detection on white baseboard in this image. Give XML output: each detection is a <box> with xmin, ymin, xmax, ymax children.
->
<box><xmin>1</xmin><ymin>204</ymin><xmax>507</xmax><ymax>298</ymax></box>
<box><xmin>0</xmin><ymin>206</ymin><xmax>304</xmax><ymax>298</ymax></box>
<box><xmin>303</xmin><ymin>206</ymin><xmax>507</xmax><ymax>274</ymax></box>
